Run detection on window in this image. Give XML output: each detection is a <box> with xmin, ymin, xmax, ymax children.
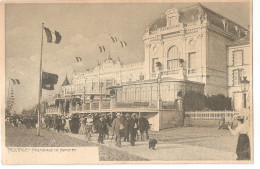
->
<box><xmin>152</xmin><ymin>58</ymin><xmax>159</xmax><ymax>72</ymax></box>
<box><xmin>188</xmin><ymin>52</ymin><xmax>197</xmax><ymax>69</ymax></box>
<box><xmin>167</xmin><ymin>16</ymin><xmax>179</xmax><ymax>26</ymax></box>
<box><xmin>233</xmin><ymin>69</ymin><xmax>244</xmax><ymax>86</ymax></box>
<box><xmin>167</xmin><ymin>46</ymin><xmax>180</xmax><ymax>70</ymax></box>
<box><xmin>233</xmin><ymin>50</ymin><xmax>243</xmax><ymax>66</ymax></box>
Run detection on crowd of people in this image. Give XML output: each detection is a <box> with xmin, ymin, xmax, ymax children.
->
<box><xmin>6</xmin><ymin>110</ymin><xmax>251</xmax><ymax>160</ymax></box>
<box><xmin>5</xmin><ymin>114</ymin><xmax>38</xmax><ymax>129</ymax></box>
<box><xmin>7</xmin><ymin>112</ymin><xmax>150</xmax><ymax>147</ymax></box>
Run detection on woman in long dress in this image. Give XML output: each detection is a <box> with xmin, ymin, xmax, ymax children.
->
<box><xmin>228</xmin><ymin>114</ymin><xmax>251</xmax><ymax>160</ymax></box>
<box><xmin>78</xmin><ymin>116</ymin><xmax>87</xmax><ymax>135</ymax></box>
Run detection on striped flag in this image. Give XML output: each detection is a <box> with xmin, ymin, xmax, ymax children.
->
<box><xmin>111</xmin><ymin>36</ymin><xmax>118</xmax><ymax>43</ymax></box>
<box><xmin>99</xmin><ymin>46</ymin><xmax>106</xmax><ymax>52</ymax></box>
<box><xmin>11</xmin><ymin>79</ymin><xmax>20</xmax><ymax>85</ymax></box>
<box><xmin>43</xmin><ymin>27</ymin><xmax>62</xmax><ymax>44</ymax></box>
<box><xmin>120</xmin><ymin>41</ymin><xmax>127</xmax><ymax>48</ymax></box>
<box><xmin>75</xmin><ymin>57</ymin><xmax>82</xmax><ymax>62</ymax></box>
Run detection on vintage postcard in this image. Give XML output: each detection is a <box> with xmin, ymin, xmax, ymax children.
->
<box><xmin>0</xmin><ymin>0</ymin><xmax>253</xmax><ymax>164</ymax></box>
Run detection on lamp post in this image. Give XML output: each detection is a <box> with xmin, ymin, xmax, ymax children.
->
<box><xmin>155</xmin><ymin>62</ymin><xmax>162</xmax><ymax>100</ymax></box>
<box><xmin>240</xmin><ymin>76</ymin><xmax>250</xmax><ymax>109</ymax></box>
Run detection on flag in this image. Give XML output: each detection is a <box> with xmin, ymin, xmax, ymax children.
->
<box><xmin>42</xmin><ymin>72</ymin><xmax>58</xmax><ymax>90</ymax></box>
<box><xmin>111</xmin><ymin>36</ymin><xmax>117</xmax><ymax>43</ymax></box>
<box><xmin>11</xmin><ymin>79</ymin><xmax>20</xmax><ymax>85</ymax></box>
<box><xmin>99</xmin><ymin>46</ymin><xmax>106</xmax><ymax>52</ymax></box>
<box><xmin>75</xmin><ymin>57</ymin><xmax>82</xmax><ymax>62</ymax></box>
<box><xmin>120</xmin><ymin>41</ymin><xmax>127</xmax><ymax>47</ymax></box>
<box><xmin>43</xmin><ymin>27</ymin><xmax>62</xmax><ymax>44</ymax></box>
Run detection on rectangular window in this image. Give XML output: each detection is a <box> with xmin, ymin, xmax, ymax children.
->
<box><xmin>233</xmin><ymin>50</ymin><xmax>243</xmax><ymax>66</ymax></box>
<box><xmin>152</xmin><ymin>58</ymin><xmax>159</xmax><ymax>72</ymax></box>
<box><xmin>188</xmin><ymin>52</ymin><xmax>197</xmax><ymax>68</ymax></box>
<box><xmin>233</xmin><ymin>69</ymin><xmax>244</xmax><ymax>86</ymax></box>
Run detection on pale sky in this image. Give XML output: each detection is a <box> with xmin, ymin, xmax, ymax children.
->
<box><xmin>5</xmin><ymin>2</ymin><xmax>250</xmax><ymax>113</ymax></box>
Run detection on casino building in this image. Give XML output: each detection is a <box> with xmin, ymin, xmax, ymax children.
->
<box><xmin>46</xmin><ymin>4</ymin><xmax>250</xmax><ymax>131</ymax></box>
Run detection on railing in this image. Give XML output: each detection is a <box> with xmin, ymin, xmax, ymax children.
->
<box><xmin>185</xmin><ymin>111</ymin><xmax>239</xmax><ymax>120</ymax></box>
<box><xmin>187</xmin><ymin>68</ymin><xmax>197</xmax><ymax>74</ymax></box>
<box><xmin>101</xmin><ymin>101</ymin><xmax>110</xmax><ymax>109</ymax></box>
<box><xmin>45</xmin><ymin>107</ymin><xmax>62</xmax><ymax>115</ymax></box>
<box><xmin>163</xmin><ymin>70</ymin><xmax>179</xmax><ymax>75</ymax></box>
<box><xmin>71</xmin><ymin>106</ymin><xmax>76</xmax><ymax>111</ymax></box>
<box><xmin>115</xmin><ymin>101</ymin><xmax>157</xmax><ymax>109</ymax></box>
<box><xmin>76</xmin><ymin>105</ymin><xmax>82</xmax><ymax>111</ymax></box>
<box><xmin>92</xmin><ymin>102</ymin><xmax>99</xmax><ymax>110</ymax></box>
<box><xmin>82</xmin><ymin>103</ymin><xmax>90</xmax><ymax>110</ymax></box>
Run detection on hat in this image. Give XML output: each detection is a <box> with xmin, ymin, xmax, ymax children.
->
<box><xmin>125</xmin><ymin>113</ymin><xmax>130</xmax><ymax>117</ymax></box>
<box><xmin>116</xmin><ymin>113</ymin><xmax>121</xmax><ymax>116</ymax></box>
<box><xmin>131</xmin><ymin>113</ymin><xmax>136</xmax><ymax>117</ymax></box>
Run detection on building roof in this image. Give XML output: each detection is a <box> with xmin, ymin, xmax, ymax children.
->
<box><xmin>148</xmin><ymin>3</ymin><xmax>248</xmax><ymax>37</ymax></box>
<box><xmin>62</xmin><ymin>75</ymin><xmax>70</xmax><ymax>86</ymax></box>
<box><xmin>228</xmin><ymin>35</ymin><xmax>250</xmax><ymax>47</ymax></box>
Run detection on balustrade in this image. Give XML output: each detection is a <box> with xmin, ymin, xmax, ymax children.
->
<box><xmin>185</xmin><ymin>111</ymin><xmax>239</xmax><ymax>120</ymax></box>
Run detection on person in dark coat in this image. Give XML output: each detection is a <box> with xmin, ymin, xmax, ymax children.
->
<box><xmin>53</xmin><ymin>116</ymin><xmax>57</xmax><ymax>131</ymax></box>
<box><xmin>70</xmin><ymin>115</ymin><xmax>80</xmax><ymax>134</ymax></box>
<box><xmin>123</xmin><ymin>114</ymin><xmax>130</xmax><ymax>142</ymax></box>
<box><xmin>96</xmin><ymin>115</ymin><xmax>106</xmax><ymax>144</ymax></box>
<box><xmin>103</xmin><ymin>114</ymin><xmax>110</xmax><ymax>139</ymax></box>
<box><xmin>120</xmin><ymin>114</ymin><xmax>127</xmax><ymax>139</ymax></box>
<box><xmin>93</xmin><ymin>114</ymin><xmax>100</xmax><ymax>133</ymax></box>
<box><xmin>129</xmin><ymin>113</ymin><xmax>138</xmax><ymax>146</ymax></box>
<box><xmin>139</xmin><ymin>114</ymin><xmax>150</xmax><ymax>140</ymax></box>
<box><xmin>61</xmin><ymin>116</ymin><xmax>66</xmax><ymax>132</ymax></box>
<box><xmin>56</xmin><ymin>116</ymin><xmax>62</xmax><ymax>132</ymax></box>
<box><xmin>45</xmin><ymin>116</ymin><xmax>51</xmax><ymax>131</ymax></box>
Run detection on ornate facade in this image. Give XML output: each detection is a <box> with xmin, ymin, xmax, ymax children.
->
<box><xmin>143</xmin><ymin>4</ymin><xmax>248</xmax><ymax>96</ymax></box>
<box><xmin>48</xmin><ymin>4</ymin><xmax>250</xmax><ymax>131</ymax></box>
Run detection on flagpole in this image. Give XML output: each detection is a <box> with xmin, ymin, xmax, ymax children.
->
<box><xmin>7</xmin><ymin>78</ymin><xmax>11</xmax><ymax>112</ymax></box>
<box><xmin>37</xmin><ymin>22</ymin><xmax>44</xmax><ymax>136</ymax></box>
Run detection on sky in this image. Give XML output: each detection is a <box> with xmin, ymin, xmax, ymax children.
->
<box><xmin>5</xmin><ymin>2</ymin><xmax>250</xmax><ymax>113</ymax></box>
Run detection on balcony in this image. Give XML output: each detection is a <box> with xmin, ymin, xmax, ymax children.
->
<box><xmin>187</xmin><ymin>68</ymin><xmax>197</xmax><ymax>74</ymax></box>
<box><xmin>45</xmin><ymin>99</ymin><xmax>179</xmax><ymax>115</ymax></box>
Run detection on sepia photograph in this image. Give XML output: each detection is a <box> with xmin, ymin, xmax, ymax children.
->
<box><xmin>1</xmin><ymin>0</ymin><xmax>253</xmax><ymax>164</ymax></box>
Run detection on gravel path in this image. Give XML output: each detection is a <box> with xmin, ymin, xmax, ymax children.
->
<box><xmin>5</xmin><ymin>124</ymin><xmax>148</xmax><ymax>161</ymax></box>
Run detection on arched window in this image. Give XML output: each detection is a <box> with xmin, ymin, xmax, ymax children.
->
<box><xmin>167</xmin><ymin>46</ymin><xmax>180</xmax><ymax>70</ymax></box>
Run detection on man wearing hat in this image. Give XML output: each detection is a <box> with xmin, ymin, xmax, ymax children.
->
<box><xmin>97</xmin><ymin>114</ymin><xmax>106</xmax><ymax>144</ymax></box>
<box><xmin>123</xmin><ymin>113</ymin><xmax>130</xmax><ymax>142</ymax></box>
<box><xmin>129</xmin><ymin>113</ymin><xmax>138</xmax><ymax>146</ymax></box>
<box><xmin>112</xmin><ymin>112</ymin><xmax>123</xmax><ymax>147</ymax></box>
<box><xmin>139</xmin><ymin>114</ymin><xmax>150</xmax><ymax>140</ymax></box>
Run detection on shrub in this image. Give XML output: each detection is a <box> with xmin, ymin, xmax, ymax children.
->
<box><xmin>182</xmin><ymin>91</ymin><xmax>207</xmax><ymax>111</ymax></box>
<box><xmin>183</xmin><ymin>91</ymin><xmax>232</xmax><ymax>111</ymax></box>
<box><xmin>206</xmin><ymin>94</ymin><xmax>232</xmax><ymax>111</ymax></box>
